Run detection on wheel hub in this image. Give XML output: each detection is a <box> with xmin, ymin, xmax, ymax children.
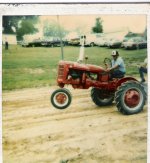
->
<box><xmin>125</xmin><ymin>89</ymin><xmax>140</xmax><ymax>108</ymax></box>
<box><xmin>56</xmin><ymin>93</ymin><xmax>67</xmax><ymax>104</ymax></box>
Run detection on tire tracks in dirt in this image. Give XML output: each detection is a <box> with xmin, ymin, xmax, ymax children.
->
<box><xmin>2</xmin><ymin>86</ymin><xmax>148</xmax><ymax>163</ymax></box>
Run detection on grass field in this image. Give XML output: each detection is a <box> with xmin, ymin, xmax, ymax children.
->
<box><xmin>2</xmin><ymin>45</ymin><xmax>147</xmax><ymax>90</ymax></box>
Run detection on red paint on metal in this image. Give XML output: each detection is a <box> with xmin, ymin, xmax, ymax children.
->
<box><xmin>56</xmin><ymin>93</ymin><xmax>67</xmax><ymax>104</ymax></box>
<box><xmin>125</xmin><ymin>89</ymin><xmax>140</xmax><ymax>108</ymax></box>
<box><xmin>56</xmin><ymin>60</ymin><xmax>137</xmax><ymax>94</ymax></box>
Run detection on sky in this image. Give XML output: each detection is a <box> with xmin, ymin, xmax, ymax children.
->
<box><xmin>26</xmin><ymin>14</ymin><xmax>146</xmax><ymax>41</ymax></box>
<box><xmin>39</xmin><ymin>14</ymin><xmax>146</xmax><ymax>34</ymax></box>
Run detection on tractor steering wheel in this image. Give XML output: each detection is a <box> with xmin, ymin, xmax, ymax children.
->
<box><xmin>104</xmin><ymin>58</ymin><xmax>112</xmax><ymax>68</ymax></box>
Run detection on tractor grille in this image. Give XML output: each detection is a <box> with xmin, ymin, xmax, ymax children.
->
<box><xmin>58</xmin><ymin>65</ymin><xmax>64</xmax><ymax>78</ymax></box>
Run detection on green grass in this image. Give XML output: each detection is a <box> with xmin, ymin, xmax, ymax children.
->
<box><xmin>2</xmin><ymin>45</ymin><xmax>147</xmax><ymax>90</ymax></box>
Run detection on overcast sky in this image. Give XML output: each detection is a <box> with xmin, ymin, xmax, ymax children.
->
<box><xmin>39</xmin><ymin>14</ymin><xmax>146</xmax><ymax>34</ymax></box>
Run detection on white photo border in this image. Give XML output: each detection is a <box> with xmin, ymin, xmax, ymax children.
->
<box><xmin>0</xmin><ymin>3</ymin><xmax>149</xmax><ymax>163</ymax></box>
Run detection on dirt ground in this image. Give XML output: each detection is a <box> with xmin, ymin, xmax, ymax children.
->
<box><xmin>2</xmin><ymin>86</ymin><xmax>148</xmax><ymax>163</ymax></box>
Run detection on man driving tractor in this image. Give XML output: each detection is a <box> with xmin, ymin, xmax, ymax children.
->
<box><xmin>105</xmin><ymin>50</ymin><xmax>126</xmax><ymax>78</ymax></box>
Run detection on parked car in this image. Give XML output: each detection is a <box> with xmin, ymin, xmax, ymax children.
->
<box><xmin>21</xmin><ymin>41</ymin><xmax>30</xmax><ymax>47</ymax></box>
<box><xmin>80</xmin><ymin>34</ymin><xmax>97</xmax><ymax>47</ymax></box>
<box><xmin>42</xmin><ymin>37</ymin><xmax>64</xmax><ymax>47</ymax></box>
<box><xmin>104</xmin><ymin>38</ymin><xmax>114</xmax><ymax>47</ymax></box>
<box><xmin>95</xmin><ymin>37</ymin><xmax>108</xmax><ymax>47</ymax></box>
<box><xmin>121</xmin><ymin>38</ymin><xmax>130</xmax><ymax>48</ymax></box>
<box><xmin>22</xmin><ymin>39</ymin><xmax>43</xmax><ymax>47</ymax></box>
<box><xmin>68</xmin><ymin>38</ymin><xmax>80</xmax><ymax>46</ymax></box>
<box><xmin>122</xmin><ymin>37</ymin><xmax>147</xmax><ymax>49</ymax></box>
<box><xmin>107</xmin><ymin>38</ymin><xmax>122</xmax><ymax>48</ymax></box>
<box><xmin>29</xmin><ymin>39</ymin><xmax>43</xmax><ymax>47</ymax></box>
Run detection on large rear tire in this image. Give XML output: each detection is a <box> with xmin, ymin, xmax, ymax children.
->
<box><xmin>115</xmin><ymin>81</ymin><xmax>146</xmax><ymax>115</ymax></box>
<box><xmin>51</xmin><ymin>88</ymin><xmax>72</xmax><ymax>109</ymax></box>
<box><xmin>91</xmin><ymin>88</ymin><xmax>114</xmax><ymax>106</ymax></box>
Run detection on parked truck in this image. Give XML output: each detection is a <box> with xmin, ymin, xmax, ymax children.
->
<box><xmin>80</xmin><ymin>34</ymin><xmax>99</xmax><ymax>47</ymax></box>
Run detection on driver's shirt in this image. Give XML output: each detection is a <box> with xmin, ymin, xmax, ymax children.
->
<box><xmin>111</xmin><ymin>57</ymin><xmax>126</xmax><ymax>73</ymax></box>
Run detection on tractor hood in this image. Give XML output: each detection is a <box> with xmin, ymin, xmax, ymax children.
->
<box><xmin>58</xmin><ymin>60</ymin><xmax>105</xmax><ymax>73</ymax></box>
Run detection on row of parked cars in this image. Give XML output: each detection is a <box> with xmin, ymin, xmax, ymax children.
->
<box><xmin>21</xmin><ymin>36</ymin><xmax>147</xmax><ymax>50</ymax></box>
<box><xmin>21</xmin><ymin>37</ymin><xmax>67</xmax><ymax>47</ymax></box>
<box><xmin>94</xmin><ymin>37</ymin><xmax>147</xmax><ymax>50</ymax></box>
<box><xmin>121</xmin><ymin>37</ymin><xmax>147</xmax><ymax>49</ymax></box>
<box><xmin>64</xmin><ymin>35</ymin><xmax>147</xmax><ymax>50</ymax></box>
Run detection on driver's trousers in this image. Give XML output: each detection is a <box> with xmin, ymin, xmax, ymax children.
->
<box><xmin>111</xmin><ymin>70</ymin><xmax>125</xmax><ymax>78</ymax></box>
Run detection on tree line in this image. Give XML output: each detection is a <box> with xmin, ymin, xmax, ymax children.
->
<box><xmin>3</xmin><ymin>16</ymin><xmax>103</xmax><ymax>41</ymax></box>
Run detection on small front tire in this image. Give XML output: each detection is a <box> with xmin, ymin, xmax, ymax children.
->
<box><xmin>51</xmin><ymin>88</ymin><xmax>72</xmax><ymax>109</ymax></box>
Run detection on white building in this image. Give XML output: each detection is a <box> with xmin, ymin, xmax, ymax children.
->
<box><xmin>2</xmin><ymin>34</ymin><xmax>17</xmax><ymax>45</ymax></box>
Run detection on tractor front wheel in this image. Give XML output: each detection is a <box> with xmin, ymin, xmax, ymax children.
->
<box><xmin>51</xmin><ymin>88</ymin><xmax>72</xmax><ymax>109</ymax></box>
<box><xmin>115</xmin><ymin>81</ymin><xmax>146</xmax><ymax>115</ymax></box>
<box><xmin>91</xmin><ymin>88</ymin><xmax>114</xmax><ymax>106</ymax></box>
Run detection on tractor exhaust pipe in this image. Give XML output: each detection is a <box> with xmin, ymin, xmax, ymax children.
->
<box><xmin>77</xmin><ymin>36</ymin><xmax>85</xmax><ymax>63</ymax></box>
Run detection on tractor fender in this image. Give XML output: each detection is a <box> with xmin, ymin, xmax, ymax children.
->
<box><xmin>116</xmin><ymin>77</ymin><xmax>138</xmax><ymax>88</ymax></box>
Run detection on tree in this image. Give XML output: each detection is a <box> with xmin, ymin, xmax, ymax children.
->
<box><xmin>43</xmin><ymin>21</ymin><xmax>68</xmax><ymax>38</ymax></box>
<box><xmin>3</xmin><ymin>16</ymin><xmax>39</xmax><ymax>40</ymax></box>
<box><xmin>3</xmin><ymin>16</ymin><xmax>19</xmax><ymax>34</ymax></box>
<box><xmin>17</xmin><ymin>19</ymin><xmax>38</xmax><ymax>40</ymax></box>
<box><xmin>92</xmin><ymin>17</ymin><xmax>103</xmax><ymax>33</ymax></box>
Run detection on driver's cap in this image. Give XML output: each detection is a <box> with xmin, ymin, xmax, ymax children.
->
<box><xmin>111</xmin><ymin>50</ymin><xmax>119</xmax><ymax>56</ymax></box>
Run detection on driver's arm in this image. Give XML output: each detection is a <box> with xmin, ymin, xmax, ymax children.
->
<box><xmin>106</xmin><ymin>64</ymin><xmax>119</xmax><ymax>72</ymax></box>
<box><xmin>110</xmin><ymin>64</ymin><xmax>119</xmax><ymax>71</ymax></box>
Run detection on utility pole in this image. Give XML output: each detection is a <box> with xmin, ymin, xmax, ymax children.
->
<box><xmin>57</xmin><ymin>15</ymin><xmax>64</xmax><ymax>60</ymax></box>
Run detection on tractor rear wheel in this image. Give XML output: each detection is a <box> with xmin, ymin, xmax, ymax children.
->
<box><xmin>91</xmin><ymin>88</ymin><xmax>114</xmax><ymax>106</ymax></box>
<box><xmin>51</xmin><ymin>88</ymin><xmax>72</xmax><ymax>109</ymax></box>
<box><xmin>115</xmin><ymin>81</ymin><xmax>146</xmax><ymax>115</ymax></box>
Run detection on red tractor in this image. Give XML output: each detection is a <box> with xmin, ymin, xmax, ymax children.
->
<box><xmin>51</xmin><ymin>47</ymin><xmax>146</xmax><ymax>115</ymax></box>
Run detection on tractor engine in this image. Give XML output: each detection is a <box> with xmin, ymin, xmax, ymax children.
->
<box><xmin>57</xmin><ymin>60</ymin><xmax>109</xmax><ymax>89</ymax></box>
<box><xmin>69</xmin><ymin>69</ymin><xmax>83</xmax><ymax>80</ymax></box>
